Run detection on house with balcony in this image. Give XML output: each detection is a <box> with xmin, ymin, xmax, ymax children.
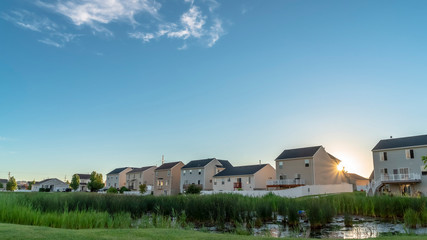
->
<box><xmin>270</xmin><ymin>146</ymin><xmax>344</xmax><ymax>189</ymax></box>
<box><xmin>106</xmin><ymin>167</ymin><xmax>134</xmax><ymax>189</ymax></box>
<box><xmin>212</xmin><ymin>164</ymin><xmax>275</xmax><ymax>191</ymax></box>
<box><xmin>154</xmin><ymin>161</ymin><xmax>184</xmax><ymax>196</ymax></box>
<box><xmin>126</xmin><ymin>166</ymin><xmax>156</xmax><ymax>191</ymax></box>
<box><xmin>367</xmin><ymin>134</ymin><xmax>427</xmax><ymax>196</ymax></box>
<box><xmin>180</xmin><ymin>158</ymin><xmax>232</xmax><ymax>193</ymax></box>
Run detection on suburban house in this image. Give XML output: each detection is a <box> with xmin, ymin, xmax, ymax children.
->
<box><xmin>180</xmin><ymin>158</ymin><xmax>233</xmax><ymax>193</ymax></box>
<box><xmin>345</xmin><ymin>173</ymin><xmax>369</xmax><ymax>191</ymax></box>
<box><xmin>212</xmin><ymin>164</ymin><xmax>276</xmax><ymax>191</ymax></box>
<box><xmin>154</xmin><ymin>161</ymin><xmax>184</xmax><ymax>196</ymax></box>
<box><xmin>126</xmin><ymin>166</ymin><xmax>156</xmax><ymax>190</ymax></box>
<box><xmin>106</xmin><ymin>167</ymin><xmax>134</xmax><ymax>189</ymax></box>
<box><xmin>367</xmin><ymin>134</ymin><xmax>427</xmax><ymax>196</ymax></box>
<box><xmin>270</xmin><ymin>146</ymin><xmax>344</xmax><ymax>189</ymax></box>
<box><xmin>31</xmin><ymin>178</ymin><xmax>69</xmax><ymax>192</ymax></box>
<box><xmin>0</xmin><ymin>179</ymin><xmax>7</xmax><ymax>190</ymax></box>
<box><xmin>75</xmin><ymin>174</ymin><xmax>91</xmax><ymax>192</ymax></box>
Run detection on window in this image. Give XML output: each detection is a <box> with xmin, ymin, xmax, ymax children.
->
<box><xmin>405</xmin><ymin>149</ymin><xmax>414</xmax><ymax>159</ymax></box>
<box><xmin>167</xmin><ymin>170</ymin><xmax>171</xmax><ymax>176</ymax></box>
<box><xmin>221</xmin><ymin>180</ymin><xmax>224</xmax><ymax>185</ymax></box>
<box><xmin>279</xmin><ymin>161</ymin><xmax>283</xmax><ymax>169</ymax></box>
<box><xmin>189</xmin><ymin>170</ymin><xmax>192</xmax><ymax>174</ymax></box>
<box><xmin>197</xmin><ymin>180</ymin><xmax>201</xmax><ymax>185</ymax></box>
<box><xmin>248</xmin><ymin>177</ymin><xmax>251</xmax><ymax>184</ymax></box>
<box><xmin>305</xmin><ymin>159</ymin><xmax>310</xmax><ymax>167</ymax></box>
<box><xmin>227</xmin><ymin>178</ymin><xmax>230</xmax><ymax>182</ymax></box>
<box><xmin>380</xmin><ymin>168</ymin><xmax>388</xmax><ymax>175</ymax></box>
<box><xmin>399</xmin><ymin>168</ymin><xmax>409</xmax><ymax>175</ymax></box>
<box><xmin>295</xmin><ymin>173</ymin><xmax>301</xmax><ymax>179</ymax></box>
<box><xmin>155</xmin><ymin>172</ymin><xmax>158</xmax><ymax>177</ymax></box>
<box><xmin>183</xmin><ymin>170</ymin><xmax>186</xmax><ymax>175</ymax></box>
<box><xmin>210</xmin><ymin>179</ymin><xmax>212</xmax><ymax>183</ymax></box>
<box><xmin>380</xmin><ymin>152</ymin><xmax>388</xmax><ymax>161</ymax></box>
<box><xmin>279</xmin><ymin>175</ymin><xmax>287</xmax><ymax>180</ymax></box>
<box><xmin>393</xmin><ymin>169</ymin><xmax>398</xmax><ymax>175</ymax></box>
<box><xmin>198</xmin><ymin>169</ymin><xmax>202</xmax><ymax>175</ymax></box>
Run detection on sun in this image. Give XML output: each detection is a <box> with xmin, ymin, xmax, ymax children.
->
<box><xmin>337</xmin><ymin>163</ymin><xmax>345</xmax><ymax>172</ymax></box>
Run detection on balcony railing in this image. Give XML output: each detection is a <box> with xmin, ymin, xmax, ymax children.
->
<box><xmin>379</xmin><ymin>173</ymin><xmax>421</xmax><ymax>182</ymax></box>
<box><xmin>233</xmin><ymin>182</ymin><xmax>242</xmax><ymax>189</ymax></box>
<box><xmin>267</xmin><ymin>179</ymin><xmax>305</xmax><ymax>186</ymax></box>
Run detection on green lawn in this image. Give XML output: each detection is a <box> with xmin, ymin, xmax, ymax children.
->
<box><xmin>0</xmin><ymin>223</ymin><xmax>426</xmax><ymax>240</ymax></box>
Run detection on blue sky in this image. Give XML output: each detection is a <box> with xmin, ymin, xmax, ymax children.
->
<box><xmin>1</xmin><ymin>0</ymin><xmax>427</xmax><ymax>181</ymax></box>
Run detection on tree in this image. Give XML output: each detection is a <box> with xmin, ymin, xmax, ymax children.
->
<box><xmin>6</xmin><ymin>176</ymin><xmax>17</xmax><ymax>191</ymax></box>
<box><xmin>70</xmin><ymin>174</ymin><xmax>80</xmax><ymax>191</ymax></box>
<box><xmin>139</xmin><ymin>184</ymin><xmax>147</xmax><ymax>194</ymax></box>
<box><xmin>422</xmin><ymin>156</ymin><xmax>427</xmax><ymax>169</ymax></box>
<box><xmin>88</xmin><ymin>171</ymin><xmax>104</xmax><ymax>192</ymax></box>
<box><xmin>185</xmin><ymin>184</ymin><xmax>202</xmax><ymax>194</ymax></box>
<box><xmin>27</xmin><ymin>180</ymin><xmax>35</xmax><ymax>190</ymax></box>
<box><xmin>119</xmin><ymin>186</ymin><xmax>129</xmax><ymax>194</ymax></box>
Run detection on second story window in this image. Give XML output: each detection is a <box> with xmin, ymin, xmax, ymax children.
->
<box><xmin>380</xmin><ymin>152</ymin><xmax>388</xmax><ymax>161</ymax></box>
<box><xmin>405</xmin><ymin>149</ymin><xmax>414</xmax><ymax>159</ymax></box>
<box><xmin>183</xmin><ymin>170</ymin><xmax>186</xmax><ymax>175</ymax></box>
<box><xmin>305</xmin><ymin>160</ymin><xmax>310</xmax><ymax>167</ymax></box>
<box><xmin>279</xmin><ymin>162</ymin><xmax>283</xmax><ymax>169</ymax></box>
<box><xmin>380</xmin><ymin>168</ymin><xmax>388</xmax><ymax>175</ymax></box>
<box><xmin>279</xmin><ymin>175</ymin><xmax>287</xmax><ymax>180</ymax></box>
<box><xmin>189</xmin><ymin>170</ymin><xmax>192</xmax><ymax>174</ymax></box>
<box><xmin>198</xmin><ymin>169</ymin><xmax>201</xmax><ymax>175</ymax></box>
<box><xmin>167</xmin><ymin>170</ymin><xmax>171</xmax><ymax>176</ymax></box>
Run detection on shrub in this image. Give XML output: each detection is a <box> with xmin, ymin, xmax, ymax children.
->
<box><xmin>107</xmin><ymin>187</ymin><xmax>118</xmax><ymax>194</ymax></box>
<box><xmin>185</xmin><ymin>184</ymin><xmax>202</xmax><ymax>194</ymax></box>
<box><xmin>404</xmin><ymin>208</ymin><xmax>419</xmax><ymax>229</ymax></box>
<box><xmin>139</xmin><ymin>184</ymin><xmax>147</xmax><ymax>194</ymax></box>
<box><xmin>119</xmin><ymin>186</ymin><xmax>129</xmax><ymax>194</ymax></box>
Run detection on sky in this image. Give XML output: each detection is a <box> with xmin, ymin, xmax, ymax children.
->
<box><xmin>1</xmin><ymin>0</ymin><xmax>427</xmax><ymax>181</ymax></box>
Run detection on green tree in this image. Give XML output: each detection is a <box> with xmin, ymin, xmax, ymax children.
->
<box><xmin>70</xmin><ymin>174</ymin><xmax>80</xmax><ymax>191</ymax></box>
<box><xmin>27</xmin><ymin>180</ymin><xmax>35</xmax><ymax>190</ymax></box>
<box><xmin>119</xmin><ymin>186</ymin><xmax>129</xmax><ymax>194</ymax></box>
<box><xmin>107</xmin><ymin>187</ymin><xmax>118</xmax><ymax>194</ymax></box>
<box><xmin>185</xmin><ymin>184</ymin><xmax>202</xmax><ymax>194</ymax></box>
<box><xmin>6</xmin><ymin>176</ymin><xmax>17</xmax><ymax>191</ymax></box>
<box><xmin>422</xmin><ymin>156</ymin><xmax>427</xmax><ymax>169</ymax></box>
<box><xmin>139</xmin><ymin>184</ymin><xmax>147</xmax><ymax>194</ymax></box>
<box><xmin>88</xmin><ymin>171</ymin><xmax>104</xmax><ymax>192</ymax></box>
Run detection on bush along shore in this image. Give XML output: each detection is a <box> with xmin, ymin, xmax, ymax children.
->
<box><xmin>0</xmin><ymin>192</ymin><xmax>426</xmax><ymax>230</ymax></box>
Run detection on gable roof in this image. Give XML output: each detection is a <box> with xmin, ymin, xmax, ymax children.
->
<box><xmin>35</xmin><ymin>178</ymin><xmax>66</xmax><ymax>185</ymax></box>
<box><xmin>128</xmin><ymin>166</ymin><xmax>155</xmax><ymax>173</ymax></box>
<box><xmin>372</xmin><ymin>134</ymin><xmax>427</xmax><ymax>151</ymax></box>
<box><xmin>182</xmin><ymin>158</ymin><xmax>232</xmax><ymax>169</ymax></box>
<box><xmin>213</xmin><ymin>164</ymin><xmax>268</xmax><ymax>177</ymax></box>
<box><xmin>107</xmin><ymin>167</ymin><xmax>132</xmax><ymax>175</ymax></box>
<box><xmin>276</xmin><ymin>146</ymin><xmax>322</xmax><ymax>160</ymax></box>
<box><xmin>327</xmin><ymin>153</ymin><xmax>341</xmax><ymax>164</ymax></box>
<box><xmin>156</xmin><ymin>161</ymin><xmax>182</xmax><ymax>170</ymax></box>
<box><xmin>76</xmin><ymin>174</ymin><xmax>91</xmax><ymax>179</ymax></box>
<box><xmin>347</xmin><ymin>173</ymin><xmax>368</xmax><ymax>181</ymax></box>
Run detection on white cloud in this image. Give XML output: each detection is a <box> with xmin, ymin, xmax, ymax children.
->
<box><xmin>0</xmin><ymin>136</ymin><xmax>9</xmax><ymax>141</ymax></box>
<box><xmin>207</xmin><ymin>18</ymin><xmax>223</xmax><ymax>47</ymax></box>
<box><xmin>1</xmin><ymin>10</ymin><xmax>57</xmax><ymax>32</ymax></box>
<box><xmin>38</xmin><ymin>38</ymin><xmax>63</xmax><ymax>48</ymax></box>
<box><xmin>129</xmin><ymin>32</ymin><xmax>155</xmax><ymax>42</ymax></box>
<box><xmin>37</xmin><ymin>0</ymin><xmax>161</xmax><ymax>33</ymax></box>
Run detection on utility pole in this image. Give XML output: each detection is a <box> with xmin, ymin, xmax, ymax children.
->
<box><xmin>8</xmin><ymin>172</ymin><xmax>10</xmax><ymax>179</ymax></box>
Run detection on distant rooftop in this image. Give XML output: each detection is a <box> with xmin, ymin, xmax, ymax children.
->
<box><xmin>128</xmin><ymin>166</ymin><xmax>155</xmax><ymax>173</ymax></box>
<box><xmin>76</xmin><ymin>174</ymin><xmax>91</xmax><ymax>179</ymax></box>
<box><xmin>372</xmin><ymin>134</ymin><xmax>427</xmax><ymax>151</ymax></box>
<box><xmin>213</xmin><ymin>164</ymin><xmax>268</xmax><ymax>177</ymax></box>
<box><xmin>107</xmin><ymin>167</ymin><xmax>132</xmax><ymax>175</ymax></box>
<box><xmin>156</xmin><ymin>161</ymin><xmax>182</xmax><ymax>170</ymax></box>
<box><xmin>182</xmin><ymin>158</ymin><xmax>232</xmax><ymax>169</ymax></box>
<box><xmin>276</xmin><ymin>146</ymin><xmax>322</xmax><ymax>160</ymax></box>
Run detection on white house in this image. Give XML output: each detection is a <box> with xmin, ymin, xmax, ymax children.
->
<box><xmin>32</xmin><ymin>178</ymin><xmax>69</xmax><ymax>192</ymax></box>
<box><xmin>75</xmin><ymin>174</ymin><xmax>91</xmax><ymax>192</ymax></box>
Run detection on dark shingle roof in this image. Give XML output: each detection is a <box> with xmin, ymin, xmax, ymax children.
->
<box><xmin>213</xmin><ymin>164</ymin><xmax>268</xmax><ymax>177</ymax></box>
<box><xmin>372</xmin><ymin>134</ymin><xmax>427</xmax><ymax>151</ymax></box>
<box><xmin>276</xmin><ymin>146</ymin><xmax>322</xmax><ymax>160</ymax></box>
<box><xmin>0</xmin><ymin>179</ymin><xmax>8</xmax><ymax>184</ymax></box>
<box><xmin>107</xmin><ymin>167</ymin><xmax>131</xmax><ymax>175</ymax></box>
<box><xmin>218</xmin><ymin>160</ymin><xmax>233</xmax><ymax>169</ymax></box>
<box><xmin>76</xmin><ymin>174</ymin><xmax>91</xmax><ymax>179</ymax></box>
<box><xmin>182</xmin><ymin>158</ymin><xmax>232</xmax><ymax>169</ymax></box>
<box><xmin>128</xmin><ymin>166</ymin><xmax>155</xmax><ymax>173</ymax></box>
<box><xmin>156</xmin><ymin>162</ymin><xmax>182</xmax><ymax>170</ymax></box>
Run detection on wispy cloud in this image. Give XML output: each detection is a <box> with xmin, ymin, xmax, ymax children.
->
<box><xmin>0</xmin><ymin>136</ymin><xmax>8</xmax><ymax>141</ymax></box>
<box><xmin>37</xmin><ymin>0</ymin><xmax>161</xmax><ymax>35</ymax></box>
<box><xmin>3</xmin><ymin>0</ymin><xmax>226</xmax><ymax>49</ymax></box>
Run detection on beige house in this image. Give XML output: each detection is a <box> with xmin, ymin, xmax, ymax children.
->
<box><xmin>213</xmin><ymin>164</ymin><xmax>276</xmax><ymax>191</ymax></box>
<box><xmin>271</xmin><ymin>146</ymin><xmax>343</xmax><ymax>189</ymax></box>
<box><xmin>106</xmin><ymin>167</ymin><xmax>134</xmax><ymax>189</ymax></box>
<box><xmin>180</xmin><ymin>158</ymin><xmax>233</xmax><ymax>193</ymax></box>
<box><xmin>126</xmin><ymin>166</ymin><xmax>156</xmax><ymax>190</ymax></box>
<box><xmin>154</xmin><ymin>161</ymin><xmax>184</xmax><ymax>196</ymax></box>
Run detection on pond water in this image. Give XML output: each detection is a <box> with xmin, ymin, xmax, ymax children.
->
<box><xmin>251</xmin><ymin>216</ymin><xmax>427</xmax><ymax>239</ymax></box>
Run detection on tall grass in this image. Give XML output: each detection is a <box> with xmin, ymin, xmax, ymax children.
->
<box><xmin>0</xmin><ymin>192</ymin><xmax>425</xmax><ymax>230</ymax></box>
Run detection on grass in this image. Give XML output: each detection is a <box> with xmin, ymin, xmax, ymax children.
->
<box><xmin>0</xmin><ymin>192</ymin><xmax>426</xmax><ymax>230</ymax></box>
<box><xmin>0</xmin><ymin>223</ymin><xmax>426</xmax><ymax>240</ymax></box>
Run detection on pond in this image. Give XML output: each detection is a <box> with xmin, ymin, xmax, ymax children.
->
<box><xmin>250</xmin><ymin>216</ymin><xmax>427</xmax><ymax>239</ymax></box>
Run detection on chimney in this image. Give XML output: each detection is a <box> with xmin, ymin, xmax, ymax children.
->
<box><xmin>162</xmin><ymin>155</ymin><xmax>164</xmax><ymax>165</ymax></box>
